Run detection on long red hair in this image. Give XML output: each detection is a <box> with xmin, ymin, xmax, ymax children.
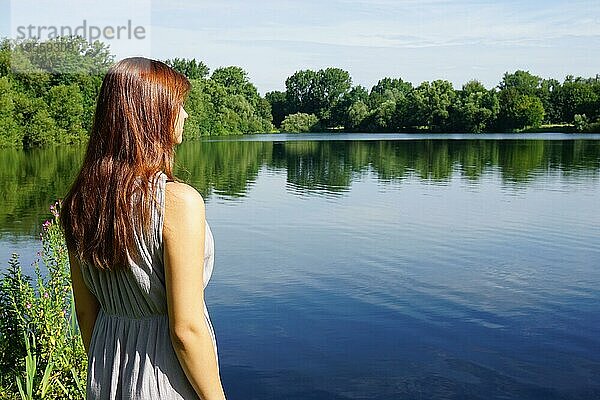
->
<box><xmin>60</xmin><ymin>57</ymin><xmax>191</xmax><ymax>270</ymax></box>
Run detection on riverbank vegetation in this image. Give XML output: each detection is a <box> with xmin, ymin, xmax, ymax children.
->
<box><xmin>0</xmin><ymin>201</ymin><xmax>86</xmax><ymax>399</ymax></box>
<box><xmin>268</xmin><ymin>70</ymin><xmax>600</xmax><ymax>134</ymax></box>
<box><xmin>0</xmin><ymin>36</ymin><xmax>599</xmax><ymax>148</ymax></box>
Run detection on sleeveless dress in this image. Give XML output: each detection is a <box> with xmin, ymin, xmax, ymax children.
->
<box><xmin>78</xmin><ymin>171</ymin><xmax>218</xmax><ymax>399</ymax></box>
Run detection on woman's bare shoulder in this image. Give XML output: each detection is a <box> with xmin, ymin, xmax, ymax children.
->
<box><xmin>165</xmin><ymin>181</ymin><xmax>205</xmax><ymax>206</ymax></box>
<box><xmin>163</xmin><ymin>182</ymin><xmax>205</xmax><ymax>237</ymax></box>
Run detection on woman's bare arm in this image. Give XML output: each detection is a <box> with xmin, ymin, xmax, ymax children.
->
<box><xmin>163</xmin><ymin>182</ymin><xmax>226</xmax><ymax>400</ymax></box>
<box><xmin>68</xmin><ymin>250</ymin><xmax>100</xmax><ymax>353</ymax></box>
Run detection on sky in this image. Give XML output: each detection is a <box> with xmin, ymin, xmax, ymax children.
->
<box><xmin>2</xmin><ymin>0</ymin><xmax>600</xmax><ymax>94</ymax></box>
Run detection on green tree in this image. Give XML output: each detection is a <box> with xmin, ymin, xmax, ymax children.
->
<box><xmin>8</xmin><ymin>52</ymin><xmax>52</xmax><ymax>98</ymax></box>
<box><xmin>0</xmin><ymin>39</ymin><xmax>11</xmax><ymax>78</ymax></box>
<box><xmin>517</xmin><ymin>95</ymin><xmax>545</xmax><ymax>128</ymax></box>
<box><xmin>73</xmin><ymin>73</ymin><xmax>104</xmax><ymax>133</ymax></box>
<box><xmin>497</xmin><ymin>71</ymin><xmax>546</xmax><ymax>130</ymax></box>
<box><xmin>265</xmin><ymin>90</ymin><xmax>288</xmax><ymax>128</ymax></box>
<box><xmin>184</xmin><ymin>73</ymin><xmax>273</xmax><ymax>137</ymax></box>
<box><xmin>13</xmin><ymin>94</ymin><xmax>61</xmax><ymax>147</ymax></box>
<box><xmin>164</xmin><ymin>58</ymin><xmax>209</xmax><ymax>79</ymax></box>
<box><xmin>10</xmin><ymin>36</ymin><xmax>112</xmax><ymax>78</ymax></box>
<box><xmin>45</xmin><ymin>84</ymin><xmax>86</xmax><ymax>144</ymax></box>
<box><xmin>499</xmin><ymin>70</ymin><xmax>542</xmax><ymax>96</ymax></box>
<box><xmin>368</xmin><ymin>77</ymin><xmax>412</xmax><ymax>109</ymax></box>
<box><xmin>211</xmin><ymin>66</ymin><xmax>273</xmax><ymax>132</ymax></box>
<box><xmin>285</xmin><ymin>68</ymin><xmax>351</xmax><ymax>126</ymax></box>
<box><xmin>0</xmin><ymin>77</ymin><xmax>22</xmax><ymax>147</ymax></box>
<box><xmin>346</xmin><ymin>101</ymin><xmax>369</xmax><ymax>131</ymax></box>
<box><xmin>404</xmin><ymin>80</ymin><xmax>456</xmax><ymax>131</ymax></box>
<box><xmin>314</xmin><ymin>67</ymin><xmax>352</xmax><ymax>124</ymax></box>
<box><xmin>362</xmin><ymin>100</ymin><xmax>398</xmax><ymax>132</ymax></box>
<box><xmin>450</xmin><ymin>80</ymin><xmax>499</xmax><ymax>133</ymax></box>
<box><xmin>538</xmin><ymin>78</ymin><xmax>561</xmax><ymax>123</ymax></box>
<box><xmin>555</xmin><ymin>76</ymin><xmax>599</xmax><ymax>123</ymax></box>
<box><xmin>573</xmin><ymin>114</ymin><xmax>589</xmax><ymax>132</ymax></box>
<box><xmin>330</xmin><ymin>85</ymin><xmax>369</xmax><ymax>129</ymax></box>
<box><xmin>211</xmin><ymin>66</ymin><xmax>255</xmax><ymax>97</ymax></box>
<box><xmin>0</xmin><ymin>36</ymin><xmax>113</xmax><ymax>148</ymax></box>
<box><xmin>360</xmin><ymin>78</ymin><xmax>414</xmax><ymax>131</ymax></box>
<box><xmin>181</xmin><ymin>79</ymin><xmax>217</xmax><ymax>138</ymax></box>
<box><xmin>285</xmin><ymin>69</ymin><xmax>319</xmax><ymax>115</ymax></box>
<box><xmin>497</xmin><ymin>89</ymin><xmax>545</xmax><ymax>129</ymax></box>
<box><xmin>280</xmin><ymin>112</ymin><xmax>319</xmax><ymax>133</ymax></box>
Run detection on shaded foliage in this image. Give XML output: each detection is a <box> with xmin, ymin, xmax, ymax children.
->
<box><xmin>0</xmin><ymin>37</ymin><xmax>111</xmax><ymax>148</ymax></box>
<box><xmin>0</xmin><ymin>37</ymin><xmax>274</xmax><ymax>148</ymax></box>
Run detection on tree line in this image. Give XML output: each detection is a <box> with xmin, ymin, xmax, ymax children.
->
<box><xmin>267</xmin><ymin>69</ymin><xmax>600</xmax><ymax>133</ymax></box>
<box><xmin>0</xmin><ymin>37</ymin><xmax>274</xmax><ymax>148</ymax></box>
<box><xmin>0</xmin><ymin>36</ymin><xmax>599</xmax><ymax>148</ymax></box>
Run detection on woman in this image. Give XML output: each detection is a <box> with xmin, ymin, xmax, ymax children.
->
<box><xmin>60</xmin><ymin>57</ymin><xmax>227</xmax><ymax>399</ymax></box>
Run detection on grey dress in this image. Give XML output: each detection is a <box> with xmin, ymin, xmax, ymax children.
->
<box><xmin>79</xmin><ymin>171</ymin><xmax>218</xmax><ymax>399</ymax></box>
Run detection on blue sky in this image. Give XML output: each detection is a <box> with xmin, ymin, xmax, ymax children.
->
<box><xmin>2</xmin><ymin>0</ymin><xmax>599</xmax><ymax>94</ymax></box>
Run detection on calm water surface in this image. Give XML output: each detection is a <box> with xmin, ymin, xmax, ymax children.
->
<box><xmin>1</xmin><ymin>134</ymin><xmax>599</xmax><ymax>399</ymax></box>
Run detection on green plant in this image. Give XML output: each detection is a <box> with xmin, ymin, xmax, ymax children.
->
<box><xmin>574</xmin><ymin>113</ymin><xmax>589</xmax><ymax>132</ymax></box>
<box><xmin>280</xmin><ymin>112</ymin><xmax>320</xmax><ymax>133</ymax></box>
<box><xmin>16</xmin><ymin>332</ymin><xmax>54</xmax><ymax>400</ymax></box>
<box><xmin>0</xmin><ymin>200</ymin><xmax>87</xmax><ymax>399</ymax></box>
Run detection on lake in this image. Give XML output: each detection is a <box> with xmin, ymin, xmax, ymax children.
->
<box><xmin>1</xmin><ymin>133</ymin><xmax>600</xmax><ymax>399</ymax></box>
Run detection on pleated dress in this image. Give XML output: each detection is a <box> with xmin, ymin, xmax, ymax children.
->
<box><xmin>78</xmin><ymin>171</ymin><xmax>218</xmax><ymax>399</ymax></box>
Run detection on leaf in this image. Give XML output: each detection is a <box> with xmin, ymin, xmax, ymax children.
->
<box><xmin>22</xmin><ymin>332</ymin><xmax>36</xmax><ymax>399</ymax></box>
<box><xmin>71</xmin><ymin>366</ymin><xmax>84</xmax><ymax>395</ymax></box>
<box><xmin>40</xmin><ymin>359</ymin><xmax>54</xmax><ymax>398</ymax></box>
<box><xmin>16</xmin><ymin>375</ymin><xmax>27</xmax><ymax>400</ymax></box>
<box><xmin>55</xmin><ymin>378</ymin><xmax>69</xmax><ymax>396</ymax></box>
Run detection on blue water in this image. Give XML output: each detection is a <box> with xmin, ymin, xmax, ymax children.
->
<box><xmin>206</xmin><ymin>165</ymin><xmax>600</xmax><ymax>399</ymax></box>
<box><xmin>1</xmin><ymin>135</ymin><xmax>599</xmax><ymax>399</ymax></box>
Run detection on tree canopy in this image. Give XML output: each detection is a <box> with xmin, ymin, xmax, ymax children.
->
<box><xmin>0</xmin><ymin>36</ymin><xmax>599</xmax><ymax>148</ymax></box>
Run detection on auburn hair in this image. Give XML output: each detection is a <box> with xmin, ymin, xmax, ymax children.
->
<box><xmin>60</xmin><ymin>57</ymin><xmax>191</xmax><ymax>270</ymax></box>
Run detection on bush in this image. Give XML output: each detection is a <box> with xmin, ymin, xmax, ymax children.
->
<box><xmin>280</xmin><ymin>112</ymin><xmax>320</xmax><ymax>133</ymax></box>
<box><xmin>0</xmin><ymin>200</ymin><xmax>86</xmax><ymax>399</ymax></box>
<box><xmin>587</xmin><ymin>121</ymin><xmax>600</xmax><ymax>132</ymax></box>
<box><xmin>574</xmin><ymin>114</ymin><xmax>589</xmax><ymax>132</ymax></box>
